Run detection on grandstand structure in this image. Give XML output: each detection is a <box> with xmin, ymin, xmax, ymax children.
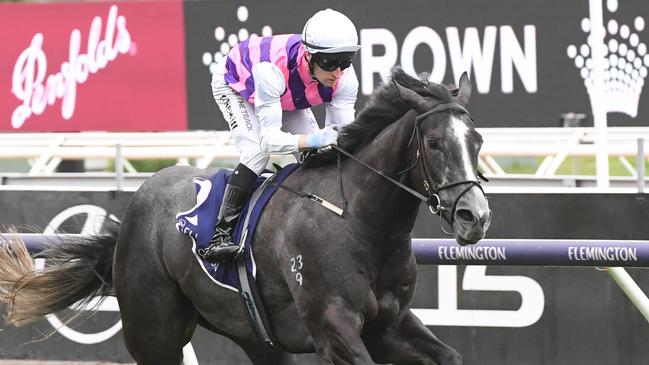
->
<box><xmin>0</xmin><ymin>128</ymin><xmax>646</xmax><ymax>191</ymax></box>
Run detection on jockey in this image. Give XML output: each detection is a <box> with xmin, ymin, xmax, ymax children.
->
<box><xmin>199</xmin><ymin>9</ymin><xmax>361</xmax><ymax>262</ymax></box>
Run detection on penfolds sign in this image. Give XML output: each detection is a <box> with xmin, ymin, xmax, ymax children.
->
<box><xmin>0</xmin><ymin>1</ymin><xmax>187</xmax><ymax>131</ymax></box>
<box><xmin>11</xmin><ymin>5</ymin><xmax>132</xmax><ymax>129</ymax></box>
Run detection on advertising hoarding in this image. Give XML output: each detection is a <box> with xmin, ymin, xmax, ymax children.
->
<box><xmin>2</xmin><ymin>0</ymin><xmax>647</xmax><ymax>131</ymax></box>
<box><xmin>0</xmin><ymin>1</ymin><xmax>187</xmax><ymax>131</ymax></box>
<box><xmin>0</xmin><ymin>190</ymin><xmax>647</xmax><ymax>364</ymax></box>
<box><xmin>185</xmin><ymin>0</ymin><xmax>649</xmax><ymax>130</ymax></box>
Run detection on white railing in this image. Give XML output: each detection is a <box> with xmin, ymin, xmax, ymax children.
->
<box><xmin>0</xmin><ymin>131</ymin><xmax>238</xmax><ymax>174</ymax></box>
<box><xmin>0</xmin><ymin>127</ymin><xmax>647</xmax><ymax>176</ymax></box>
<box><xmin>478</xmin><ymin>127</ymin><xmax>649</xmax><ymax>177</ymax></box>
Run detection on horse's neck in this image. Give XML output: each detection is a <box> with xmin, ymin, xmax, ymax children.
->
<box><xmin>343</xmin><ymin>111</ymin><xmax>421</xmax><ymax>240</ymax></box>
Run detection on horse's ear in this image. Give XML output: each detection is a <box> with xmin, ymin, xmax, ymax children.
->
<box><xmin>394</xmin><ymin>82</ymin><xmax>428</xmax><ymax>112</ymax></box>
<box><xmin>457</xmin><ymin>72</ymin><xmax>472</xmax><ymax>106</ymax></box>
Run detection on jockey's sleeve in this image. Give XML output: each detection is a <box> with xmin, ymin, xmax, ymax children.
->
<box><xmin>325</xmin><ymin>65</ymin><xmax>359</xmax><ymax>129</ymax></box>
<box><xmin>253</xmin><ymin>62</ymin><xmax>301</xmax><ymax>155</ymax></box>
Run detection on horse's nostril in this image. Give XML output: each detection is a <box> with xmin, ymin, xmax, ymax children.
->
<box><xmin>456</xmin><ymin>209</ymin><xmax>474</xmax><ymax>222</ymax></box>
<box><xmin>480</xmin><ymin>211</ymin><xmax>492</xmax><ymax>225</ymax></box>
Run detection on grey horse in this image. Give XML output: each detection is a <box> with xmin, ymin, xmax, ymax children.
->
<box><xmin>0</xmin><ymin>68</ymin><xmax>491</xmax><ymax>364</ymax></box>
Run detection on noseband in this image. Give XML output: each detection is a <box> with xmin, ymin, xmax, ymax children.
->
<box><xmin>332</xmin><ymin>101</ymin><xmax>487</xmax><ymax>229</ymax></box>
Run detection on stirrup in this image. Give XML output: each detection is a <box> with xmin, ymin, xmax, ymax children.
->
<box><xmin>198</xmin><ymin>239</ymin><xmax>243</xmax><ymax>262</ymax></box>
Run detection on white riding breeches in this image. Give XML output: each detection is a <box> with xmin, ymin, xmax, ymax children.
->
<box><xmin>212</xmin><ymin>71</ymin><xmax>319</xmax><ymax>175</ymax></box>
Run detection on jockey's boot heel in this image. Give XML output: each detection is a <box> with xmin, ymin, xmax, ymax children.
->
<box><xmin>200</xmin><ymin>164</ymin><xmax>257</xmax><ymax>263</ymax></box>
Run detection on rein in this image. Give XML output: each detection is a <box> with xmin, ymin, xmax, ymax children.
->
<box><xmin>332</xmin><ymin>145</ymin><xmax>430</xmax><ymax>204</ymax></box>
<box><xmin>332</xmin><ymin>102</ymin><xmax>487</xmax><ymax>227</ymax></box>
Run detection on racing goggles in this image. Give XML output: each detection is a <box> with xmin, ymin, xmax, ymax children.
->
<box><xmin>312</xmin><ymin>52</ymin><xmax>356</xmax><ymax>72</ymax></box>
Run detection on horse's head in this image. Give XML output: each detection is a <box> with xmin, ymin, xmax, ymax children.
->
<box><xmin>395</xmin><ymin>70</ymin><xmax>491</xmax><ymax>246</ymax></box>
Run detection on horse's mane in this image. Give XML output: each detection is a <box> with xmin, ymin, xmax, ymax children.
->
<box><xmin>338</xmin><ymin>68</ymin><xmax>454</xmax><ymax>153</ymax></box>
<box><xmin>303</xmin><ymin>68</ymin><xmax>455</xmax><ymax>167</ymax></box>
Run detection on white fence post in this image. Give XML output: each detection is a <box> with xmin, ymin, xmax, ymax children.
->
<box><xmin>115</xmin><ymin>143</ymin><xmax>124</xmax><ymax>191</ymax></box>
<box><xmin>637</xmin><ymin>138</ymin><xmax>645</xmax><ymax>193</ymax></box>
<box><xmin>606</xmin><ymin>267</ymin><xmax>649</xmax><ymax>323</ymax></box>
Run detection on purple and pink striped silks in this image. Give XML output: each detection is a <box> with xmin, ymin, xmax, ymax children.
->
<box><xmin>224</xmin><ymin>34</ymin><xmax>338</xmax><ymax>110</ymax></box>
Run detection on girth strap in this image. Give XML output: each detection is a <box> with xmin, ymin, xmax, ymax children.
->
<box><xmin>236</xmin><ymin>175</ymin><xmax>277</xmax><ymax>348</ymax></box>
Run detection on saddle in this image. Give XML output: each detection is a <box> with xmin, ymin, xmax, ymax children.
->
<box><xmin>175</xmin><ymin>163</ymin><xmax>299</xmax><ymax>291</ymax></box>
<box><xmin>175</xmin><ymin>164</ymin><xmax>301</xmax><ymax>347</ymax></box>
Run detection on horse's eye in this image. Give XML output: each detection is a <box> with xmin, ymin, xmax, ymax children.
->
<box><xmin>426</xmin><ymin>137</ymin><xmax>439</xmax><ymax>150</ymax></box>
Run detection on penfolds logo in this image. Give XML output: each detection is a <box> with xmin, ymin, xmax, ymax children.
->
<box><xmin>11</xmin><ymin>5</ymin><xmax>132</xmax><ymax>129</ymax></box>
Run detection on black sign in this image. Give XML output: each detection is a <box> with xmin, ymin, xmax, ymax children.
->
<box><xmin>1</xmin><ymin>190</ymin><xmax>648</xmax><ymax>364</ymax></box>
<box><xmin>185</xmin><ymin>0</ymin><xmax>649</xmax><ymax>130</ymax></box>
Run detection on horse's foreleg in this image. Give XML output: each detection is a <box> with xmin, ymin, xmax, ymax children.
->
<box><xmin>365</xmin><ymin>310</ymin><xmax>462</xmax><ymax>365</ymax></box>
<box><xmin>305</xmin><ymin>299</ymin><xmax>377</xmax><ymax>365</ymax></box>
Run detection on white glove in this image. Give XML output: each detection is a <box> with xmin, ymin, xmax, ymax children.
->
<box><xmin>304</xmin><ymin>127</ymin><xmax>339</xmax><ymax>149</ymax></box>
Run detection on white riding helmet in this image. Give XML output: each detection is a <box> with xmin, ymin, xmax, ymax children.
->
<box><xmin>301</xmin><ymin>9</ymin><xmax>361</xmax><ymax>54</ymax></box>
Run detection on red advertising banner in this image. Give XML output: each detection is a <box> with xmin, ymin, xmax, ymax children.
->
<box><xmin>0</xmin><ymin>1</ymin><xmax>187</xmax><ymax>131</ymax></box>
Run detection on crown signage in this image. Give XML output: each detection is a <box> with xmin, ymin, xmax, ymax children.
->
<box><xmin>567</xmin><ymin>0</ymin><xmax>647</xmax><ymax>117</ymax></box>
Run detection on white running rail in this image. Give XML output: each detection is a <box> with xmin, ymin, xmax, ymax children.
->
<box><xmin>0</xmin><ymin>127</ymin><xmax>647</xmax><ymax>175</ymax></box>
<box><xmin>0</xmin><ymin>131</ymin><xmax>238</xmax><ymax>174</ymax></box>
<box><xmin>478</xmin><ymin>127</ymin><xmax>649</xmax><ymax>176</ymax></box>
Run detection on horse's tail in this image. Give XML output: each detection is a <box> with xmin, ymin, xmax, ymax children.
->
<box><xmin>0</xmin><ymin>225</ymin><xmax>118</xmax><ymax>327</ymax></box>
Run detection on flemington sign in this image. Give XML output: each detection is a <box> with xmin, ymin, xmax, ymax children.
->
<box><xmin>413</xmin><ymin>238</ymin><xmax>649</xmax><ymax>267</ymax></box>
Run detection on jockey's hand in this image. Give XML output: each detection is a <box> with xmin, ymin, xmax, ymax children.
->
<box><xmin>304</xmin><ymin>127</ymin><xmax>338</xmax><ymax>149</ymax></box>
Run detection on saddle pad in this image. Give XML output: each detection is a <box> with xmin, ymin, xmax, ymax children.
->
<box><xmin>176</xmin><ymin>164</ymin><xmax>299</xmax><ymax>292</ymax></box>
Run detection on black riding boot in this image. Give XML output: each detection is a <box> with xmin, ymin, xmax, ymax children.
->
<box><xmin>199</xmin><ymin>164</ymin><xmax>257</xmax><ymax>263</ymax></box>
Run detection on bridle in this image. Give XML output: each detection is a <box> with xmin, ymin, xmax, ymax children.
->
<box><xmin>332</xmin><ymin>101</ymin><xmax>487</xmax><ymax>229</ymax></box>
<box><xmin>409</xmin><ymin>102</ymin><xmax>486</xmax><ymax>216</ymax></box>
